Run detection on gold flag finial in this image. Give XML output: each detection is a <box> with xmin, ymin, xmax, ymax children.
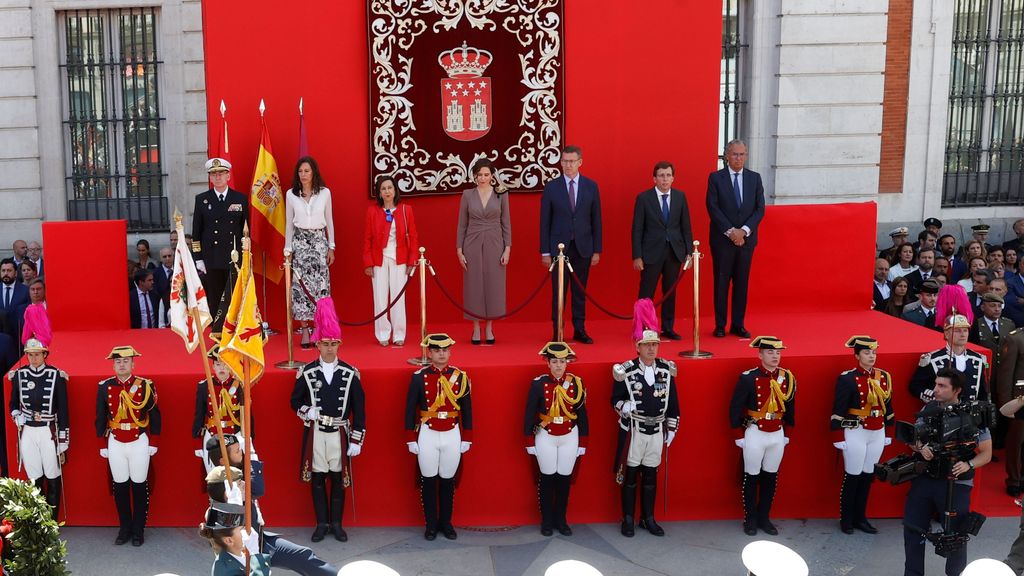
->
<box><xmin>173</xmin><ymin>207</ymin><xmax>184</xmax><ymax>230</ymax></box>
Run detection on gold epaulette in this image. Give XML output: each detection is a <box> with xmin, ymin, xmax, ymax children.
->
<box><xmin>665</xmin><ymin>359</ymin><xmax>678</xmax><ymax>377</ymax></box>
<box><xmin>59</xmin><ymin>370</ymin><xmax>69</xmax><ymax>381</ymax></box>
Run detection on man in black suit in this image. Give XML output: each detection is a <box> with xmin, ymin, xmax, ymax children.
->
<box><xmin>872</xmin><ymin>258</ymin><xmax>891</xmax><ymax>310</ymax></box>
<box><xmin>631</xmin><ymin>161</ymin><xmax>693</xmax><ymax>340</ymax></box>
<box><xmin>539</xmin><ymin>145</ymin><xmax>603</xmax><ymax>344</ymax></box>
<box><xmin>706</xmin><ymin>140</ymin><xmax>765</xmax><ymax>338</ymax></box>
<box><xmin>0</xmin><ymin>258</ymin><xmax>29</xmax><ymax>362</ymax></box>
<box><xmin>1004</xmin><ymin>218</ymin><xmax>1024</xmax><ymax>254</ymax></box>
<box><xmin>129</xmin><ymin>269</ymin><xmax>161</xmax><ymax>329</ymax></box>
<box><xmin>966</xmin><ymin>268</ymin><xmax>993</xmax><ymax>318</ymax></box>
<box><xmin>903</xmin><ymin>247</ymin><xmax>936</xmax><ymax>297</ymax></box>
<box><xmin>154</xmin><ymin>247</ymin><xmax>174</xmax><ymax>326</ymax></box>
<box><xmin>901</xmin><ymin>278</ymin><xmax>939</xmax><ymax>330</ymax></box>
<box><xmin>192</xmin><ymin>158</ymin><xmax>248</xmax><ymax>334</ymax></box>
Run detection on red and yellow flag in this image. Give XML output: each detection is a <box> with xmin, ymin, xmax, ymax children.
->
<box><xmin>219</xmin><ymin>249</ymin><xmax>265</xmax><ymax>383</ymax></box>
<box><xmin>249</xmin><ymin>112</ymin><xmax>285</xmax><ymax>284</ymax></box>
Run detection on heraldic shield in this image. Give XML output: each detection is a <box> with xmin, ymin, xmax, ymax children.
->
<box><xmin>439</xmin><ymin>42</ymin><xmax>492</xmax><ymax>142</ymax></box>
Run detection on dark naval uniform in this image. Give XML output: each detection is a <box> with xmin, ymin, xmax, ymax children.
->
<box><xmin>290</xmin><ymin>358</ymin><xmax>365</xmax><ymax>542</ymax></box>
<box><xmin>909</xmin><ymin>347</ymin><xmax>988</xmax><ymax>403</ymax></box>
<box><xmin>831</xmin><ymin>366</ymin><xmax>894</xmax><ymax>533</ymax></box>
<box><xmin>193</xmin><ymin>375</ymin><xmax>253</xmax><ymax>473</ymax></box>
<box><xmin>405</xmin><ymin>364</ymin><xmax>473</xmax><ymax>540</ymax></box>
<box><xmin>611</xmin><ymin>357</ymin><xmax>680</xmax><ymax>537</ymax></box>
<box><xmin>8</xmin><ymin>362</ymin><xmax>69</xmax><ymax>516</ymax></box>
<box><xmin>95</xmin><ymin>374</ymin><xmax>161</xmax><ymax>545</ymax></box>
<box><xmin>524</xmin><ymin>371</ymin><xmax>588</xmax><ymax>535</ymax></box>
<box><xmin>729</xmin><ymin>365</ymin><xmax>795</xmax><ymax>535</ymax></box>
<box><xmin>192</xmin><ymin>184</ymin><xmax>248</xmax><ymax>331</ymax></box>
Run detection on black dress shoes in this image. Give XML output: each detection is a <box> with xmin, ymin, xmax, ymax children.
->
<box><xmin>661</xmin><ymin>330</ymin><xmax>682</xmax><ymax>341</ymax></box>
<box><xmin>573</xmin><ymin>332</ymin><xmax>594</xmax><ymax>344</ymax></box>
<box><xmin>758</xmin><ymin>520</ymin><xmax>778</xmax><ymax>536</ymax></box>
<box><xmin>424</xmin><ymin>527</ymin><xmax>437</xmax><ymax>541</ymax></box>
<box><xmin>730</xmin><ymin>327</ymin><xmax>751</xmax><ymax>338</ymax></box>
<box><xmin>854</xmin><ymin>520</ymin><xmax>878</xmax><ymax>534</ymax></box>
<box><xmin>743</xmin><ymin>522</ymin><xmax>757</xmax><ymax>536</ymax></box>
<box><xmin>441</xmin><ymin>525</ymin><xmax>458</xmax><ymax>540</ymax></box>
<box><xmin>114</xmin><ymin>531</ymin><xmax>130</xmax><ymax>546</ymax></box>
<box><xmin>713</xmin><ymin>328</ymin><xmax>726</xmax><ymax>338</ymax></box>
<box><xmin>620</xmin><ymin>516</ymin><xmax>635</xmax><ymax>537</ymax></box>
<box><xmin>331</xmin><ymin>524</ymin><xmax>348</xmax><ymax>542</ymax></box>
<box><xmin>311</xmin><ymin>524</ymin><xmax>330</xmax><ymax>542</ymax></box>
<box><xmin>131</xmin><ymin>534</ymin><xmax>144</xmax><ymax>547</ymax></box>
<box><xmin>556</xmin><ymin>523</ymin><xmax>573</xmax><ymax>536</ymax></box>
<box><xmin>638</xmin><ymin>517</ymin><xmax>665</xmax><ymax>537</ymax></box>
<box><xmin>541</xmin><ymin>525</ymin><xmax>553</xmax><ymax>537</ymax></box>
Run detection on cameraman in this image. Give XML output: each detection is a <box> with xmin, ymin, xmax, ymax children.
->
<box><xmin>903</xmin><ymin>368</ymin><xmax>992</xmax><ymax>576</ymax></box>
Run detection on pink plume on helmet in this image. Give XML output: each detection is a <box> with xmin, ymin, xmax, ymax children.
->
<box><xmin>632</xmin><ymin>298</ymin><xmax>659</xmax><ymax>342</ymax></box>
<box><xmin>935</xmin><ymin>284</ymin><xmax>973</xmax><ymax>327</ymax></box>
<box><xmin>311</xmin><ymin>297</ymin><xmax>342</xmax><ymax>342</ymax></box>
<box><xmin>21</xmin><ymin>303</ymin><xmax>52</xmax><ymax>347</ymax></box>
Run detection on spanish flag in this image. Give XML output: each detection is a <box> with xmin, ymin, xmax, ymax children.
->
<box><xmin>219</xmin><ymin>248</ymin><xmax>265</xmax><ymax>383</ymax></box>
<box><xmin>249</xmin><ymin>106</ymin><xmax>285</xmax><ymax>284</ymax></box>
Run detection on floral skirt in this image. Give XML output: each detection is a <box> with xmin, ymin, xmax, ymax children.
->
<box><xmin>292</xmin><ymin>227</ymin><xmax>330</xmax><ymax>321</ymax></box>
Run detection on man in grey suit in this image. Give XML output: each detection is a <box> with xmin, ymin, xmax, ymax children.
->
<box><xmin>631</xmin><ymin>161</ymin><xmax>693</xmax><ymax>340</ymax></box>
<box><xmin>901</xmin><ymin>279</ymin><xmax>939</xmax><ymax>330</ymax></box>
<box><xmin>540</xmin><ymin>146</ymin><xmax>603</xmax><ymax>344</ymax></box>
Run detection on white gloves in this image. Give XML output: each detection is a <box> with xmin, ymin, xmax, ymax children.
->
<box><xmin>576</xmin><ymin>447</ymin><xmax>586</xmax><ymax>457</ymax></box>
<box><xmin>11</xmin><ymin>411</ymin><xmax>25</xmax><ymax>427</ymax></box>
<box><xmin>346</xmin><ymin>443</ymin><xmax>362</xmax><ymax>457</ymax></box>
<box><xmin>833</xmin><ymin>441</ymin><xmax>847</xmax><ymax>451</ymax></box>
<box><xmin>784</xmin><ymin>437</ymin><xmax>791</xmax><ymax>446</ymax></box>
<box><xmin>283</xmin><ymin>248</ymin><xmax>292</xmax><ymax>258</ymax></box>
<box><xmin>225</xmin><ymin>480</ymin><xmax>244</xmax><ymax>505</ymax></box>
<box><xmin>196</xmin><ymin>260</ymin><xmax>207</xmax><ymax>274</ymax></box>
<box><xmin>884</xmin><ymin>437</ymin><xmax>893</xmax><ymax>446</ymax></box>
<box><xmin>100</xmin><ymin>449</ymin><xmax>109</xmax><ymax>458</ymax></box>
<box><xmin>665</xmin><ymin>431</ymin><xmax>676</xmax><ymax>447</ymax></box>
<box><xmin>460</xmin><ymin>441</ymin><xmax>471</xmax><ymax>454</ymax></box>
<box><xmin>734</xmin><ymin>439</ymin><xmax>745</xmax><ymax>448</ymax></box>
<box><xmin>304</xmin><ymin>407</ymin><xmax>321</xmax><ymax>421</ymax></box>
<box><xmin>148</xmin><ymin>446</ymin><xmax>158</xmax><ymax>456</ymax></box>
<box><xmin>526</xmin><ymin>446</ymin><xmax>537</xmax><ymax>455</ymax></box>
<box><xmin>241</xmin><ymin>528</ymin><xmax>261</xmax><ymax>557</ymax></box>
<box><xmin>407</xmin><ymin>442</ymin><xmax>419</xmax><ymax>455</ymax></box>
<box><xmin>57</xmin><ymin>443</ymin><xmax>69</xmax><ymax>455</ymax></box>
<box><xmin>194</xmin><ymin>449</ymin><xmax>205</xmax><ymax>459</ymax></box>
<box><xmin>619</xmin><ymin>401</ymin><xmax>637</xmax><ymax>417</ymax></box>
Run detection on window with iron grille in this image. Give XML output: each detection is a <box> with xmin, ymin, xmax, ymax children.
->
<box><xmin>58</xmin><ymin>8</ymin><xmax>167</xmax><ymax>232</ymax></box>
<box><xmin>720</xmin><ymin>0</ymin><xmax>747</xmax><ymax>168</ymax></box>
<box><xmin>944</xmin><ymin>0</ymin><xmax>1023</xmax><ymax>207</ymax></box>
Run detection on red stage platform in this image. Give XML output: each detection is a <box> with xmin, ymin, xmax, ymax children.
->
<box><xmin>6</xmin><ymin>312</ymin><xmax>1016</xmax><ymax>528</ymax></box>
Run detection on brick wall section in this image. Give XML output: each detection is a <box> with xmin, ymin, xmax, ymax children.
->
<box><xmin>879</xmin><ymin>0</ymin><xmax>913</xmax><ymax>193</ymax></box>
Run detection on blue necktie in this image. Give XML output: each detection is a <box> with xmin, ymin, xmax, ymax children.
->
<box><xmin>732</xmin><ymin>172</ymin><xmax>742</xmax><ymax>208</ymax></box>
<box><xmin>660</xmin><ymin>194</ymin><xmax>669</xmax><ymax>223</ymax></box>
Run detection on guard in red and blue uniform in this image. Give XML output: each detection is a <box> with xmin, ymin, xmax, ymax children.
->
<box><xmin>729</xmin><ymin>335</ymin><xmax>795</xmax><ymax>536</ymax></box>
<box><xmin>831</xmin><ymin>335</ymin><xmax>893</xmax><ymax>535</ymax></box>
<box><xmin>95</xmin><ymin>345</ymin><xmax>161</xmax><ymax>546</ymax></box>
<box><xmin>7</xmin><ymin>338</ymin><xmax>69</xmax><ymax>519</ymax></box>
<box><xmin>405</xmin><ymin>333</ymin><xmax>473</xmax><ymax>541</ymax></box>
<box><xmin>192</xmin><ymin>344</ymin><xmax>254</xmax><ymax>474</ymax></box>
<box><xmin>524</xmin><ymin>342</ymin><xmax>588</xmax><ymax>537</ymax></box>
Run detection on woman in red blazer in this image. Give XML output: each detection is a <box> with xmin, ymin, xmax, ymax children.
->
<box><xmin>363</xmin><ymin>175</ymin><xmax>420</xmax><ymax>346</ymax></box>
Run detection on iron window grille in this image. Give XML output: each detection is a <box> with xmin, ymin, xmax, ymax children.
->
<box><xmin>58</xmin><ymin>7</ymin><xmax>168</xmax><ymax>232</ymax></box>
<box><xmin>720</xmin><ymin>0</ymin><xmax>747</xmax><ymax>168</ymax></box>
<box><xmin>944</xmin><ymin>0</ymin><xmax>1023</xmax><ymax>207</ymax></box>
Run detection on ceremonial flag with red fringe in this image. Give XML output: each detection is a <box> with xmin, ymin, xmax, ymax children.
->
<box><xmin>169</xmin><ymin>221</ymin><xmax>212</xmax><ymax>353</ymax></box>
<box><xmin>249</xmin><ymin>110</ymin><xmax>285</xmax><ymax>284</ymax></box>
<box><xmin>219</xmin><ymin>249</ymin><xmax>265</xmax><ymax>383</ymax></box>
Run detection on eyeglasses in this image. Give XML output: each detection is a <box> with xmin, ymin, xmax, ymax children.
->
<box><xmin>385</xmin><ymin>209</ymin><xmax>393</xmax><ymax>223</ymax></box>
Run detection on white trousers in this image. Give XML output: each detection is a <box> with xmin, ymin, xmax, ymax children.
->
<box><xmin>200</xmin><ymin>430</ymin><xmax>254</xmax><ymax>474</ymax></box>
<box><xmin>108</xmin><ymin>433</ymin><xmax>150</xmax><ymax>483</ymax></box>
<box><xmin>372</xmin><ymin>257</ymin><xmax>408</xmax><ymax>342</ymax></box>
<box><xmin>741</xmin><ymin>426</ymin><xmax>786</xmax><ymax>474</ymax></box>
<box><xmin>841</xmin><ymin>426</ymin><xmax>885</xmax><ymax>474</ymax></box>
<box><xmin>626</xmin><ymin>430</ymin><xmax>663</xmax><ymax>468</ymax></box>
<box><xmin>312</xmin><ymin>428</ymin><xmax>343</xmax><ymax>473</ymax></box>
<box><xmin>417</xmin><ymin>426</ymin><xmax>461</xmax><ymax>479</ymax></box>
<box><xmin>535</xmin><ymin>427</ymin><xmax>579</xmax><ymax>475</ymax></box>
<box><xmin>20</xmin><ymin>426</ymin><xmax>60</xmax><ymax>481</ymax></box>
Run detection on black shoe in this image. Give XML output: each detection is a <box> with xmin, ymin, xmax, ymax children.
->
<box><xmin>424</xmin><ymin>528</ymin><xmax>437</xmax><ymax>541</ymax></box>
<box><xmin>556</xmin><ymin>524</ymin><xmax>572</xmax><ymax>536</ymax></box>
<box><xmin>638</xmin><ymin>517</ymin><xmax>665</xmax><ymax>537</ymax></box>
<box><xmin>1008</xmin><ymin>485</ymin><xmax>1022</xmax><ymax>497</ymax></box>
<box><xmin>330</xmin><ymin>524</ymin><xmax>348</xmax><ymax>542</ymax></box>
<box><xmin>573</xmin><ymin>332</ymin><xmax>594</xmax><ymax>344</ymax></box>
<box><xmin>485</xmin><ymin>338</ymin><xmax>495</xmax><ymax>345</ymax></box>
<box><xmin>854</xmin><ymin>520</ymin><xmax>878</xmax><ymax>534</ymax></box>
<box><xmin>620</xmin><ymin>516</ymin><xmax>635</xmax><ymax>537</ymax></box>
<box><xmin>660</xmin><ymin>330</ymin><xmax>682</xmax><ymax>341</ymax></box>
<box><xmin>311</xmin><ymin>524</ymin><xmax>330</xmax><ymax>542</ymax></box>
<box><xmin>758</xmin><ymin>520</ymin><xmax>778</xmax><ymax>536</ymax></box>
<box><xmin>743</xmin><ymin>522</ymin><xmax>757</xmax><ymax>536</ymax></box>
<box><xmin>114</xmin><ymin>531</ymin><xmax>130</xmax><ymax>546</ymax></box>
<box><xmin>840</xmin><ymin>523</ymin><xmax>855</xmax><ymax>535</ymax></box>
<box><xmin>541</xmin><ymin>525</ymin><xmax>553</xmax><ymax>537</ymax></box>
<box><xmin>131</xmin><ymin>534</ymin><xmax>144</xmax><ymax>547</ymax></box>
<box><xmin>471</xmin><ymin>338</ymin><xmax>481</xmax><ymax>345</ymax></box>
<box><xmin>441</xmin><ymin>525</ymin><xmax>457</xmax><ymax>540</ymax></box>
<box><xmin>730</xmin><ymin>327</ymin><xmax>751</xmax><ymax>338</ymax></box>
<box><xmin>713</xmin><ymin>328</ymin><xmax>726</xmax><ymax>338</ymax></box>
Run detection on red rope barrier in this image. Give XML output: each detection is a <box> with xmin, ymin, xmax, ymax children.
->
<box><xmin>430</xmin><ymin>268</ymin><xmax>550</xmax><ymax>321</ymax></box>
<box><xmin>567</xmin><ymin>264</ymin><xmax>687</xmax><ymax>320</ymax></box>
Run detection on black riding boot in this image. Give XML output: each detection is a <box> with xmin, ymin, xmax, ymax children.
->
<box><xmin>554</xmin><ymin>474</ymin><xmax>572</xmax><ymax>536</ymax></box>
<box><xmin>742</xmin><ymin>472</ymin><xmax>759</xmax><ymax>535</ymax></box>
<box><xmin>854</xmin><ymin>472</ymin><xmax>878</xmax><ymax>534</ymax></box>
<box><xmin>839</xmin><ymin>472</ymin><xmax>858</xmax><ymax>534</ymax></box>
<box><xmin>620</xmin><ymin>466</ymin><xmax>638</xmax><ymax>537</ymax></box>
<box><xmin>438</xmin><ymin>477</ymin><xmax>457</xmax><ymax>540</ymax></box>
<box><xmin>328</xmin><ymin>471</ymin><xmax>347</xmax><ymax>542</ymax></box>
<box><xmin>538</xmin><ymin>473</ymin><xmax>555</xmax><ymax>536</ymax></box>
<box><xmin>112</xmin><ymin>481</ymin><xmax>132</xmax><ymax>545</ymax></box>
<box><xmin>420</xmin><ymin>475</ymin><xmax>439</xmax><ymax>540</ymax></box>
<box><xmin>310</xmin><ymin>472</ymin><xmax>330</xmax><ymax>541</ymax></box>
<box><xmin>638</xmin><ymin>466</ymin><xmax>664</xmax><ymax>536</ymax></box>
<box><xmin>757</xmin><ymin>472</ymin><xmax>779</xmax><ymax>535</ymax></box>
<box><xmin>46</xmin><ymin>476</ymin><xmax>62</xmax><ymax>521</ymax></box>
<box><xmin>130</xmin><ymin>481</ymin><xmax>149</xmax><ymax>546</ymax></box>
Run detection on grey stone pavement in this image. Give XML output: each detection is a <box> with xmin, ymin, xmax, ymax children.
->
<box><xmin>63</xmin><ymin>516</ymin><xmax>1020</xmax><ymax>575</ymax></box>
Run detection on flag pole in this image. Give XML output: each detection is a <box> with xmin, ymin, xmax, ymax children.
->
<box><xmin>241</xmin><ymin>228</ymin><xmax>254</xmax><ymax>574</ymax></box>
<box><xmin>275</xmin><ymin>253</ymin><xmax>303</xmax><ymax>369</ymax></box>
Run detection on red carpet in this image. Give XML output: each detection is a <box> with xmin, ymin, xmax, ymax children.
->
<box><xmin>6</xmin><ymin>312</ymin><xmax>1017</xmax><ymax>527</ymax></box>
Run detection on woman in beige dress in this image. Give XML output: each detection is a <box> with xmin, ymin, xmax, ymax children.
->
<box><xmin>457</xmin><ymin>159</ymin><xmax>511</xmax><ymax>344</ymax></box>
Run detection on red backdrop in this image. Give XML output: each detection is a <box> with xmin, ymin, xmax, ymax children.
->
<box><xmin>42</xmin><ymin>220</ymin><xmax>128</xmax><ymax>331</ymax></box>
<box><xmin>201</xmin><ymin>0</ymin><xmax>724</xmax><ymax>327</ymax></box>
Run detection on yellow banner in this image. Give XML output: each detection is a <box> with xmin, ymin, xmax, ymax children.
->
<box><xmin>219</xmin><ymin>250</ymin><xmax>265</xmax><ymax>383</ymax></box>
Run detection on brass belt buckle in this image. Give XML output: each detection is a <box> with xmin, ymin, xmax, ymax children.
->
<box><xmin>120</xmin><ymin>423</ymin><xmax>132</xmax><ymax>431</ymax></box>
<box><xmin>552</xmin><ymin>416</ymin><xmax>564</xmax><ymax>425</ymax></box>
<box><xmin>870</xmin><ymin>410</ymin><xmax>881</xmax><ymax>417</ymax></box>
<box><xmin>438</xmin><ymin>411</ymin><xmax>448</xmax><ymax>419</ymax></box>
<box><xmin>764</xmin><ymin>413</ymin><xmax>774</xmax><ymax>421</ymax></box>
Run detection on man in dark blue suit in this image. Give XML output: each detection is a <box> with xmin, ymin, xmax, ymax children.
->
<box><xmin>631</xmin><ymin>161</ymin><xmax>693</xmax><ymax>340</ymax></box>
<box><xmin>129</xmin><ymin>269</ymin><xmax>162</xmax><ymax>329</ymax></box>
<box><xmin>154</xmin><ymin>247</ymin><xmax>174</xmax><ymax>326</ymax></box>
<box><xmin>0</xmin><ymin>258</ymin><xmax>29</xmax><ymax>341</ymax></box>
<box><xmin>706</xmin><ymin>140</ymin><xmax>765</xmax><ymax>338</ymax></box>
<box><xmin>540</xmin><ymin>145</ymin><xmax>602</xmax><ymax>344</ymax></box>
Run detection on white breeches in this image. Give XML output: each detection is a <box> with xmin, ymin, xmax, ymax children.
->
<box><xmin>417</xmin><ymin>426</ymin><xmax>461</xmax><ymax>479</ymax></box>
<box><xmin>312</xmin><ymin>428</ymin><xmax>343</xmax><ymax>473</ymax></box>
<box><xmin>372</xmin><ymin>257</ymin><xmax>408</xmax><ymax>342</ymax></box>
<box><xmin>842</xmin><ymin>427</ymin><xmax>885</xmax><ymax>474</ymax></box>
<box><xmin>535</xmin><ymin>427</ymin><xmax>579</xmax><ymax>476</ymax></box>
<box><xmin>626</xmin><ymin>430</ymin><xmax>663</xmax><ymax>468</ymax></box>
<box><xmin>108</xmin><ymin>433</ymin><xmax>150</xmax><ymax>483</ymax></box>
<box><xmin>741</xmin><ymin>427</ymin><xmax>786</xmax><ymax>474</ymax></box>
<box><xmin>20</xmin><ymin>426</ymin><xmax>59</xmax><ymax>481</ymax></box>
<box><xmin>200</xmin><ymin>430</ymin><xmax>253</xmax><ymax>474</ymax></box>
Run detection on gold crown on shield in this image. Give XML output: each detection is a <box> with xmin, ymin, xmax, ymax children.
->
<box><xmin>438</xmin><ymin>41</ymin><xmax>493</xmax><ymax>78</ymax></box>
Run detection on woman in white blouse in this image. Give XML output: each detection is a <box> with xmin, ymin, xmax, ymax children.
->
<box><xmin>284</xmin><ymin>156</ymin><xmax>336</xmax><ymax>348</ymax></box>
<box><xmin>887</xmin><ymin>243</ymin><xmax>918</xmax><ymax>281</ymax></box>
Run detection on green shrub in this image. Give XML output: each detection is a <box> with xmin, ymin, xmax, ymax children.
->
<box><xmin>0</xmin><ymin>478</ymin><xmax>68</xmax><ymax>576</ymax></box>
